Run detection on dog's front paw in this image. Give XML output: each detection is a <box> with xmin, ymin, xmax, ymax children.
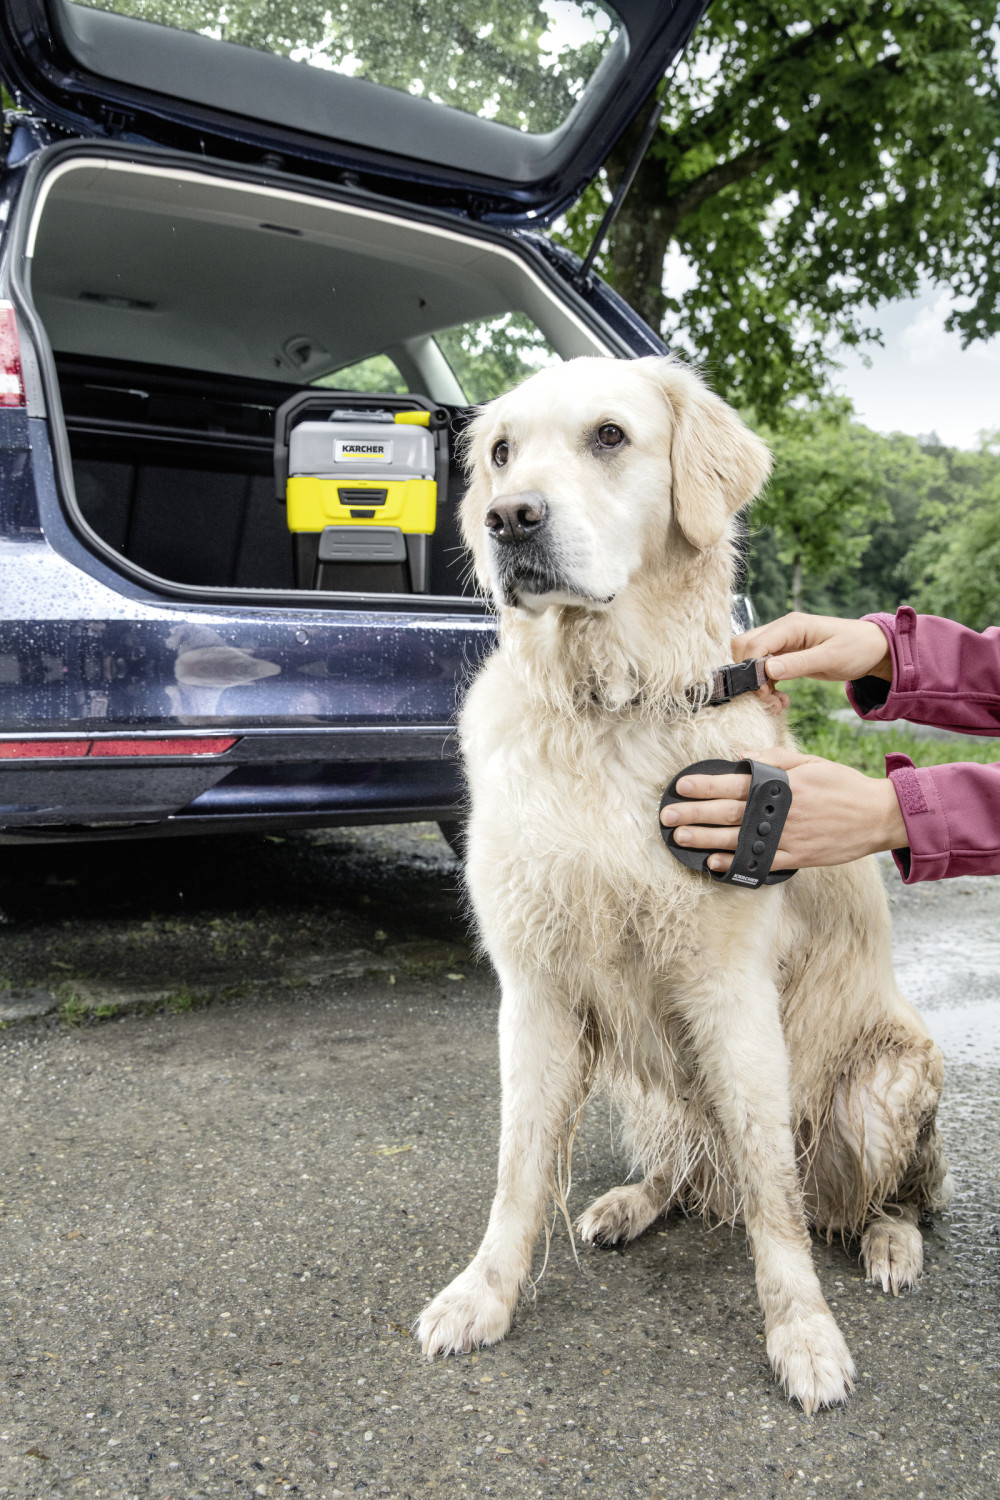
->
<box><xmin>861</xmin><ymin>1216</ymin><xmax>923</xmax><ymax>1295</ymax></box>
<box><xmin>577</xmin><ymin>1184</ymin><xmax>666</xmax><ymax>1247</ymax></box>
<box><xmin>416</xmin><ymin>1264</ymin><xmax>516</xmax><ymax>1357</ymax></box>
<box><xmin>766</xmin><ymin>1311</ymin><xmax>856</xmax><ymax>1414</ymax></box>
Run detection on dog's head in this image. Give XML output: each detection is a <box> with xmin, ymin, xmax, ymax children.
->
<box><xmin>460</xmin><ymin>356</ymin><xmax>771</xmax><ymax>613</ymax></box>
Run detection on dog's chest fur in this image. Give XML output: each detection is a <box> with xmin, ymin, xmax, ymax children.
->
<box><xmin>460</xmin><ymin>655</ymin><xmax>774</xmax><ymax>1007</ymax></box>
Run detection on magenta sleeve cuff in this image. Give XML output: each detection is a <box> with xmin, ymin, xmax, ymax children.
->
<box><xmin>848</xmin><ymin>606</ymin><xmax>1000</xmax><ymax>735</ymax></box>
<box><xmin>885</xmin><ymin>752</ymin><xmax>1000</xmax><ymax>883</ymax></box>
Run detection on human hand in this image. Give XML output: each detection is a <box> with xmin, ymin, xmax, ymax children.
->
<box><xmin>658</xmin><ymin>745</ymin><xmax>907</xmax><ymax>872</ymax></box>
<box><xmin>731</xmin><ymin>612</ymin><xmax>893</xmax><ymax>687</ymax></box>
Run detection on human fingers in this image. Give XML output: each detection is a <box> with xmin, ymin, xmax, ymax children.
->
<box><xmin>763</xmin><ymin>645</ymin><xmax>851</xmax><ymax>683</ymax></box>
<box><xmin>670</xmin><ymin>824</ymin><xmax>740</xmax><ymax>852</ymax></box>
<box><xmin>660</xmin><ymin>797</ymin><xmax>746</xmax><ymax>829</ymax></box>
<box><xmin>731</xmin><ymin>612</ymin><xmax>822</xmax><ymax>663</ymax></box>
<box><xmin>756</xmin><ymin>681</ymin><xmax>790</xmax><ymax>714</ymax></box>
<box><xmin>705</xmin><ymin>849</ymin><xmax>797</xmax><ymax>874</ymax></box>
<box><xmin>670</xmin><ymin>772</ymin><xmax>751</xmax><ymax>802</ymax></box>
<box><xmin>667</xmin><ymin>750</ymin><xmax>811</xmax><ymax>807</ymax></box>
<box><xmin>733</xmin><ymin>614</ymin><xmax>890</xmax><ymax>684</ymax></box>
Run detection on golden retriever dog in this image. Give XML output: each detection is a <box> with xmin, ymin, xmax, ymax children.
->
<box><xmin>416</xmin><ymin>356</ymin><xmax>950</xmax><ymax>1411</ymax></box>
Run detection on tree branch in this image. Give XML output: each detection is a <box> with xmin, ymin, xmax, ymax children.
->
<box><xmin>663</xmin><ymin>142</ymin><xmax>773</xmax><ymax>223</ymax></box>
<box><xmin>655</xmin><ymin>13</ymin><xmax>903</xmax><ymax>172</ymax></box>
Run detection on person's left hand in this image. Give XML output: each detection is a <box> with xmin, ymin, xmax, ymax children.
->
<box><xmin>659</xmin><ymin>745</ymin><xmax>908</xmax><ymax>872</ymax></box>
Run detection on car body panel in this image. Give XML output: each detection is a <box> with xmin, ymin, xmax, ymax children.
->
<box><xmin>0</xmin><ymin>0</ymin><xmax>708</xmax><ymax>223</ymax></box>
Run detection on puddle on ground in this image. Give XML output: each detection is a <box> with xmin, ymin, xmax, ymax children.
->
<box><xmin>920</xmin><ymin>999</ymin><xmax>1000</xmax><ymax>1068</ymax></box>
<box><xmin>890</xmin><ymin>876</ymin><xmax>1000</xmax><ymax>1068</ymax></box>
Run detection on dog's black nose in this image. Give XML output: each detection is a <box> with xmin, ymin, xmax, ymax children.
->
<box><xmin>485</xmin><ymin>491</ymin><xmax>547</xmax><ymax>544</ymax></box>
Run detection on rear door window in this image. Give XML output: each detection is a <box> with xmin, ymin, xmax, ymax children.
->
<box><xmin>434</xmin><ymin>313</ymin><xmax>561</xmax><ymax>403</ymax></box>
<box><xmin>314</xmin><ymin>355</ymin><xmax>408</xmax><ymax>395</ymax></box>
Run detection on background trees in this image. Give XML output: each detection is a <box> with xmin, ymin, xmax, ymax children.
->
<box><xmin>903</xmin><ymin>437</ymin><xmax>1000</xmax><ymax>632</ymax></box>
<box><xmin>560</xmin><ymin>0</ymin><xmax>1000</xmax><ymax>418</ymax></box>
<box><xmin>747</xmin><ymin>425</ymin><xmax>1000</xmax><ymax>628</ymax></box>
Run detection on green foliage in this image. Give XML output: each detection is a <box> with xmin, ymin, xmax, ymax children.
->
<box><xmin>785</xmin><ymin>677</ymin><xmax>844</xmax><ymax>740</ymax></box>
<box><xmin>749</xmin><ymin>401</ymin><xmax>890</xmax><ymax>611</ymax></box>
<box><xmin>167</xmin><ymin>983</ymin><xmax>196</xmax><ymax>1013</ymax></box>
<box><xmin>56</xmin><ymin>990</ymin><xmax>87</xmax><ymax>1026</ymax></box>
<box><xmin>74</xmin><ymin>0</ymin><xmax>615</xmax><ymax>134</ymax></box>
<box><xmin>787</xmin><ymin>678</ymin><xmax>1000</xmax><ymax>772</ymax></box>
<box><xmin>904</xmin><ymin>433</ymin><xmax>1000</xmax><ymax>630</ymax></box>
<box><xmin>557</xmin><ymin>1</ymin><xmax>1000</xmax><ymax>419</ymax></box>
<box><xmin>796</xmin><ymin>715</ymin><xmax>1000</xmax><ymax>774</ymax></box>
<box><xmin>841</xmin><ymin>432</ymin><xmax>948</xmax><ymax>616</ymax></box>
<box><xmin>314</xmin><ymin>354</ymin><xmax>408</xmax><ymax>394</ymax></box>
<box><xmin>743</xmin><ymin>416</ymin><xmax>1000</xmax><ymax>628</ymax></box>
<box><xmin>435</xmin><ymin>313</ymin><xmax>560</xmax><ymax>404</ymax></box>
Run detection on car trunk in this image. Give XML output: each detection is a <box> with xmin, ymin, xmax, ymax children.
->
<box><xmin>21</xmin><ymin>151</ymin><xmax>613</xmax><ymax>606</ymax></box>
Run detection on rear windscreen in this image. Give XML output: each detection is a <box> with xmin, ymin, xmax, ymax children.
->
<box><xmin>67</xmin><ymin>0</ymin><xmax>621</xmax><ymax>134</ymax></box>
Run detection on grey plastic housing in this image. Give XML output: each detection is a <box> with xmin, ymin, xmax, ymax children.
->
<box><xmin>317</xmin><ymin>526</ymin><xmax>408</xmax><ymax>563</ymax></box>
<box><xmin>289</xmin><ymin>420</ymin><xmax>435</xmax><ymax>480</ymax></box>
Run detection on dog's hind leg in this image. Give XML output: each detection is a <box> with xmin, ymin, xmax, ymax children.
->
<box><xmin>577</xmin><ymin>1174</ymin><xmax>675</xmax><ymax>1247</ymax></box>
<box><xmin>860</xmin><ymin>1204</ymin><xmax>924</xmax><ymax>1295</ymax></box>
<box><xmin>417</xmin><ymin>965</ymin><xmax>585</xmax><ymax>1357</ymax></box>
<box><xmin>677</xmin><ymin>944</ymin><xmax>855</xmax><ymax>1414</ymax></box>
<box><xmin>805</xmin><ymin>1039</ymin><xmax>950</xmax><ymax>1295</ymax></box>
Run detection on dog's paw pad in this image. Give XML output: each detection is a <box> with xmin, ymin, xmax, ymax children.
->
<box><xmin>861</xmin><ymin>1217</ymin><xmax>923</xmax><ymax>1295</ymax></box>
<box><xmin>416</xmin><ymin>1267</ymin><xmax>515</xmax><ymax>1358</ymax></box>
<box><xmin>766</xmin><ymin>1312</ymin><xmax>855</xmax><ymax>1414</ymax></box>
<box><xmin>577</xmin><ymin>1185</ymin><xmax>664</xmax><ymax>1247</ymax></box>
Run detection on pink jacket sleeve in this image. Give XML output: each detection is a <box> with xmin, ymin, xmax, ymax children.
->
<box><xmin>845</xmin><ymin>606</ymin><xmax>1000</xmax><ymax>883</ymax></box>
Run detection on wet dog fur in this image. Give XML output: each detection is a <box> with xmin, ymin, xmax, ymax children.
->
<box><xmin>416</xmin><ymin>356</ymin><xmax>950</xmax><ymax>1411</ymax></box>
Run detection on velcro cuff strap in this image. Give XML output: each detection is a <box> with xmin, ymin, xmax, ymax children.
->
<box><xmin>659</xmin><ymin>758</ymin><xmax>797</xmax><ymax>889</ymax></box>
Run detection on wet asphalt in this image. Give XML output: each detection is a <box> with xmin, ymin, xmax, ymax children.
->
<box><xmin>0</xmin><ymin>824</ymin><xmax>997</xmax><ymax>1500</ymax></box>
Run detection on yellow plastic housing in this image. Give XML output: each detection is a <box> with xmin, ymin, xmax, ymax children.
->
<box><xmin>393</xmin><ymin>410</ymin><xmax>430</xmax><ymax>426</ymax></box>
<box><xmin>286</xmin><ymin>476</ymin><xmax>437</xmax><ymax>534</ymax></box>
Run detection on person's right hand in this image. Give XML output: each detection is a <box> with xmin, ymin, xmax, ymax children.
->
<box><xmin>731</xmin><ymin>612</ymin><xmax>893</xmax><ymax>686</ymax></box>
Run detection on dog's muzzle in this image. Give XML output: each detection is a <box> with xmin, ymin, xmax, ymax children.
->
<box><xmin>485</xmin><ymin>490</ymin><xmax>560</xmax><ymax>602</ymax></box>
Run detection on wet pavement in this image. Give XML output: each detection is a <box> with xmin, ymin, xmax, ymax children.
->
<box><xmin>0</xmin><ymin>826</ymin><xmax>997</xmax><ymax>1500</ymax></box>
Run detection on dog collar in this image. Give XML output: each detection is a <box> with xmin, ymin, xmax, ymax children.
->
<box><xmin>687</xmin><ymin>657</ymin><xmax>768</xmax><ymax>710</ymax></box>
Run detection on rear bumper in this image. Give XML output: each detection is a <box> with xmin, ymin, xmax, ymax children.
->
<box><xmin>0</xmin><ymin>725</ymin><xmax>461</xmax><ymax>841</ymax></box>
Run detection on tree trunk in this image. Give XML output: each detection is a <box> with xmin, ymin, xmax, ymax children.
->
<box><xmin>601</xmin><ymin>105</ymin><xmax>680</xmax><ymax>337</ymax></box>
<box><xmin>603</xmin><ymin>130</ymin><xmax>766</xmax><ymax>337</ymax></box>
<box><xmin>792</xmin><ymin>553</ymin><xmax>803</xmax><ymax>613</ymax></box>
<box><xmin>606</xmin><ymin>156</ymin><xmax>678</xmax><ymax>335</ymax></box>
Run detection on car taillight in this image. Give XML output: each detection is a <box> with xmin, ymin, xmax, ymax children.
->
<box><xmin>89</xmin><ymin>737</ymin><xmax>238</xmax><ymax>757</ymax></box>
<box><xmin>0</xmin><ymin>300</ymin><xmax>26</xmax><ymax>408</ymax></box>
<box><xmin>0</xmin><ymin>736</ymin><xmax>239</xmax><ymax>759</ymax></box>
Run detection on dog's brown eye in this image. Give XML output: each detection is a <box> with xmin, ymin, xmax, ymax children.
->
<box><xmin>492</xmin><ymin>440</ymin><xmax>509</xmax><ymax>468</ymax></box>
<box><xmin>597</xmin><ymin>423</ymin><xmax>625</xmax><ymax>450</ymax></box>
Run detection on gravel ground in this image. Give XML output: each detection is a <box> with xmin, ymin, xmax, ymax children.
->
<box><xmin>0</xmin><ymin>826</ymin><xmax>997</xmax><ymax>1500</ymax></box>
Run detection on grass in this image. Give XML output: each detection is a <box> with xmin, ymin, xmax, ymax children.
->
<box><xmin>47</xmin><ymin>979</ymin><xmax>225</xmax><ymax>1028</ymax></box>
<box><xmin>787</xmin><ymin>679</ymin><xmax>999</xmax><ymax>774</ymax></box>
<box><xmin>56</xmin><ymin>991</ymin><xmax>89</xmax><ymax>1027</ymax></box>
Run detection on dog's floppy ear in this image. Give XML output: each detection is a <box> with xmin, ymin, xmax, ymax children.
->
<box><xmin>650</xmin><ymin>359</ymin><xmax>772</xmax><ymax>550</ymax></box>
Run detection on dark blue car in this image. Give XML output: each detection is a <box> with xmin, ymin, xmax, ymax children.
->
<box><xmin>0</xmin><ymin>0</ymin><xmax>705</xmax><ymax>844</ymax></box>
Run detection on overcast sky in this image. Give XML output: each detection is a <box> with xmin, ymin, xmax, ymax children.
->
<box><xmin>830</xmin><ymin>285</ymin><xmax>1000</xmax><ymax>452</ymax></box>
